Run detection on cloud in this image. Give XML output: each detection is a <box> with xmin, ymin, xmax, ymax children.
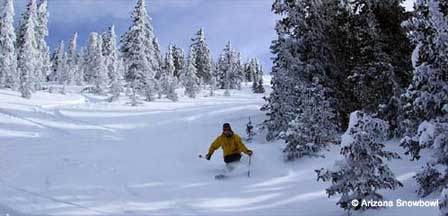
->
<box><xmin>14</xmin><ymin>0</ymin><xmax>276</xmax><ymax>71</ymax></box>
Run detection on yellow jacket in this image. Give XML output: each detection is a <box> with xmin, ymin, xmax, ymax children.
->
<box><xmin>208</xmin><ymin>133</ymin><xmax>250</xmax><ymax>158</ymax></box>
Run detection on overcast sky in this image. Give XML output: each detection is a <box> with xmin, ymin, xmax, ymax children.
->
<box><xmin>13</xmin><ymin>0</ymin><xmax>416</xmax><ymax>73</ymax></box>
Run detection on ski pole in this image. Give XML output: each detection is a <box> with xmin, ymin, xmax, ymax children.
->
<box><xmin>248</xmin><ymin>155</ymin><xmax>251</xmax><ymax>178</ymax></box>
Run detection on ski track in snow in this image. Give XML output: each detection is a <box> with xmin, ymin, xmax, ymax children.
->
<box><xmin>0</xmin><ymin>86</ymin><xmax>440</xmax><ymax>216</ymax></box>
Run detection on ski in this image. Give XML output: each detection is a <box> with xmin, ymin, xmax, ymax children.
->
<box><xmin>214</xmin><ymin>174</ymin><xmax>227</xmax><ymax>180</ymax></box>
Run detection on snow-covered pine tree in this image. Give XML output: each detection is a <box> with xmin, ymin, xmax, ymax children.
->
<box><xmin>410</xmin><ymin>120</ymin><xmax>448</xmax><ymax>198</ymax></box>
<box><xmin>102</xmin><ymin>25</ymin><xmax>122</xmax><ymax>101</ymax></box>
<box><xmin>36</xmin><ymin>0</ymin><xmax>50</xmax><ymax>88</ymax></box>
<box><xmin>61</xmin><ymin>52</ymin><xmax>68</xmax><ymax>90</ymax></box>
<box><xmin>77</xmin><ymin>47</ymin><xmax>87</xmax><ymax>84</ymax></box>
<box><xmin>214</xmin><ymin>54</ymin><xmax>226</xmax><ymax>89</ymax></box>
<box><xmin>331</xmin><ymin>0</ymin><xmax>413</xmax><ymax>132</ymax></box>
<box><xmin>400</xmin><ymin>0</ymin><xmax>448</xmax><ymax>139</ymax></box>
<box><xmin>160</xmin><ymin>45</ymin><xmax>175</xmax><ymax>96</ymax></box>
<box><xmin>223</xmin><ymin>63</ymin><xmax>230</xmax><ymax>97</ymax></box>
<box><xmin>181</xmin><ymin>47</ymin><xmax>200</xmax><ymax>98</ymax></box>
<box><xmin>282</xmin><ymin>81</ymin><xmax>337</xmax><ymax>160</ymax></box>
<box><xmin>399</xmin><ymin>1</ymin><xmax>448</xmax><ymax>214</ymax></box>
<box><xmin>190</xmin><ymin>28</ymin><xmax>213</xmax><ymax>84</ymax></box>
<box><xmin>226</xmin><ymin>43</ymin><xmax>240</xmax><ymax>89</ymax></box>
<box><xmin>17</xmin><ymin>0</ymin><xmax>39</xmax><ymax>98</ymax></box>
<box><xmin>121</xmin><ymin>0</ymin><xmax>159</xmax><ymax>104</ymax></box>
<box><xmin>152</xmin><ymin>37</ymin><xmax>163</xmax><ymax>80</ymax></box>
<box><xmin>244</xmin><ymin>58</ymin><xmax>258</xmax><ymax>83</ymax></box>
<box><xmin>84</xmin><ymin>33</ymin><xmax>98</xmax><ymax>84</ymax></box>
<box><xmin>215</xmin><ymin>41</ymin><xmax>240</xmax><ymax>89</ymax></box>
<box><xmin>251</xmin><ymin>60</ymin><xmax>265</xmax><ymax>93</ymax></box>
<box><xmin>234</xmin><ymin>52</ymin><xmax>244</xmax><ymax>90</ymax></box>
<box><xmin>346</xmin><ymin>0</ymin><xmax>404</xmax><ymax>114</ymax></box>
<box><xmin>316</xmin><ymin>111</ymin><xmax>402</xmax><ymax>211</ymax></box>
<box><xmin>102</xmin><ymin>25</ymin><xmax>119</xmax><ymax>82</ymax></box>
<box><xmin>63</xmin><ymin>32</ymin><xmax>78</xmax><ymax>85</ymax></box>
<box><xmin>70</xmin><ymin>35</ymin><xmax>83</xmax><ymax>86</ymax></box>
<box><xmin>263</xmin><ymin>0</ymin><xmax>334</xmax><ymax>140</ymax></box>
<box><xmin>171</xmin><ymin>45</ymin><xmax>185</xmax><ymax>79</ymax></box>
<box><xmin>0</xmin><ymin>0</ymin><xmax>18</xmax><ymax>89</ymax></box>
<box><xmin>48</xmin><ymin>40</ymin><xmax>64</xmax><ymax>82</ymax></box>
<box><xmin>92</xmin><ymin>35</ymin><xmax>108</xmax><ymax>94</ymax></box>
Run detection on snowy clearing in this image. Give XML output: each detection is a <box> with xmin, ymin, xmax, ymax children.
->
<box><xmin>0</xmin><ymin>85</ymin><xmax>439</xmax><ymax>216</ymax></box>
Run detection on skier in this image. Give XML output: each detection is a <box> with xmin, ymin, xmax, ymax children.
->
<box><xmin>205</xmin><ymin>123</ymin><xmax>253</xmax><ymax>172</ymax></box>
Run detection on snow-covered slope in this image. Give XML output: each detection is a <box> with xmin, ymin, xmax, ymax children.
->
<box><xmin>0</xmin><ymin>84</ymin><xmax>440</xmax><ymax>216</ymax></box>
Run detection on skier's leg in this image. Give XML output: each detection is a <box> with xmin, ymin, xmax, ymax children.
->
<box><xmin>226</xmin><ymin>162</ymin><xmax>236</xmax><ymax>172</ymax></box>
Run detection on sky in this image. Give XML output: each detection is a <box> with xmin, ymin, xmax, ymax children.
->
<box><xmin>13</xmin><ymin>0</ymin><xmax>277</xmax><ymax>72</ymax></box>
<box><xmin>13</xmin><ymin>0</ymin><xmax>415</xmax><ymax>73</ymax></box>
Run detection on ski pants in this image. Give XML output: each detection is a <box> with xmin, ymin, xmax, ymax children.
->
<box><xmin>224</xmin><ymin>153</ymin><xmax>241</xmax><ymax>172</ymax></box>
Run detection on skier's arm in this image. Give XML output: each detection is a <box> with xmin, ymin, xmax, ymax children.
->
<box><xmin>207</xmin><ymin>137</ymin><xmax>221</xmax><ymax>158</ymax></box>
<box><xmin>236</xmin><ymin>135</ymin><xmax>252</xmax><ymax>156</ymax></box>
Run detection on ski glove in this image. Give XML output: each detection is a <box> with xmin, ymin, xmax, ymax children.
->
<box><xmin>247</xmin><ymin>150</ymin><xmax>253</xmax><ymax>156</ymax></box>
<box><xmin>206</xmin><ymin>154</ymin><xmax>211</xmax><ymax>160</ymax></box>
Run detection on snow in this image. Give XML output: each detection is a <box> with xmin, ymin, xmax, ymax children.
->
<box><xmin>0</xmin><ymin>83</ymin><xmax>440</xmax><ymax>216</ymax></box>
<box><xmin>417</xmin><ymin>121</ymin><xmax>436</xmax><ymax>145</ymax></box>
<box><xmin>340</xmin><ymin>110</ymin><xmax>362</xmax><ymax>148</ymax></box>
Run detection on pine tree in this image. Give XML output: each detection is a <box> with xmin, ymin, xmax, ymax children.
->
<box><xmin>234</xmin><ymin>52</ymin><xmax>244</xmax><ymax>90</ymax></box>
<box><xmin>36</xmin><ymin>0</ymin><xmax>50</xmax><ymax>88</ymax></box>
<box><xmin>263</xmin><ymin>0</ymin><xmax>334</xmax><ymax>140</ymax></box>
<box><xmin>399</xmin><ymin>1</ymin><xmax>448</xmax><ymax>214</ymax></box>
<box><xmin>215</xmin><ymin>54</ymin><xmax>226</xmax><ymax>89</ymax></box>
<box><xmin>152</xmin><ymin>37</ymin><xmax>163</xmax><ymax>80</ymax></box>
<box><xmin>283</xmin><ymin>81</ymin><xmax>337</xmax><ymax>160</ymax></box>
<box><xmin>77</xmin><ymin>47</ymin><xmax>87</xmax><ymax>84</ymax></box>
<box><xmin>346</xmin><ymin>0</ymin><xmax>412</xmax><ymax>120</ymax></box>
<box><xmin>263</xmin><ymin>0</ymin><xmax>412</xmax><ymax>137</ymax></box>
<box><xmin>223</xmin><ymin>63</ymin><xmax>230</xmax><ymax>97</ymax></box>
<box><xmin>49</xmin><ymin>40</ymin><xmax>64</xmax><ymax>82</ymax></box>
<box><xmin>191</xmin><ymin>28</ymin><xmax>213</xmax><ymax>83</ymax></box>
<box><xmin>0</xmin><ymin>0</ymin><xmax>18</xmax><ymax>89</ymax></box>
<box><xmin>245</xmin><ymin>58</ymin><xmax>258</xmax><ymax>83</ymax></box>
<box><xmin>102</xmin><ymin>26</ymin><xmax>119</xmax><ymax>82</ymax></box>
<box><xmin>103</xmin><ymin>25</ymin><xmax>122</xmax><ymax>101</ymax></box>
<box><xmin>61</xmin><ymin>51</ymin><xmax>68</xmax><ymax>85</ymax></box>
<box><xmin>17</xmin><ymin>0</ymin><xmax>39</xmax><ymax>98</ymax></box>
<box><xmin>408</xmin><ymin>119</ymin><xmax>448</xmax><ymax>201</ymax></box>
<box><xmin>329</xmin><ymin>0</ymin><xmax>413</xmax><ymax>131</ymax></box>
<box><xmin>400</xmin><ymin>0</ymin><xmax>448</xmax><ymax>138</ymax></box>
<box><xmin>181</xmin><ymin>47</ymin><xmax>200</xmax><ymax>98</ymax></box>
<box><xmin>216</xmin><ymin>41</ymin><xmax>240</xmax><ymax>89</ymax></box>
<box><xmin>316</xmin><ymin>111</ymin><xmax>402</xmax><ymax>212</ymax></box>
<box><xmin>251</xmin><ymin>60</ymin><xmax>265</xmax><ymax>94</ymax></box>
<box><xmin>84</xmin><ymin>33</ymin><xmax>98</xmax><ymax>84</ymax></box>
<box><xmin>172</xmin><ymin>45</ymin><xmax>185</xmax><ymax>79</ymax></box>
<box><xmin>160</xmin><ymin>45</ymin><xmax>175</xmax><ymax>96</ymax></box>
<box><xmin>92</xmin><ymin>35</ymin><xmax>108</xmax><ymax>94</ymax></box>
<box><xmin>63</xmin><ymin>32</ymin><xmax>78</xmax><ymax>85</ymax></box>
<box><xmin>121</xmin><ymin>0</ymin><xmax>159</xmax><ymax>104</ymax></box>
